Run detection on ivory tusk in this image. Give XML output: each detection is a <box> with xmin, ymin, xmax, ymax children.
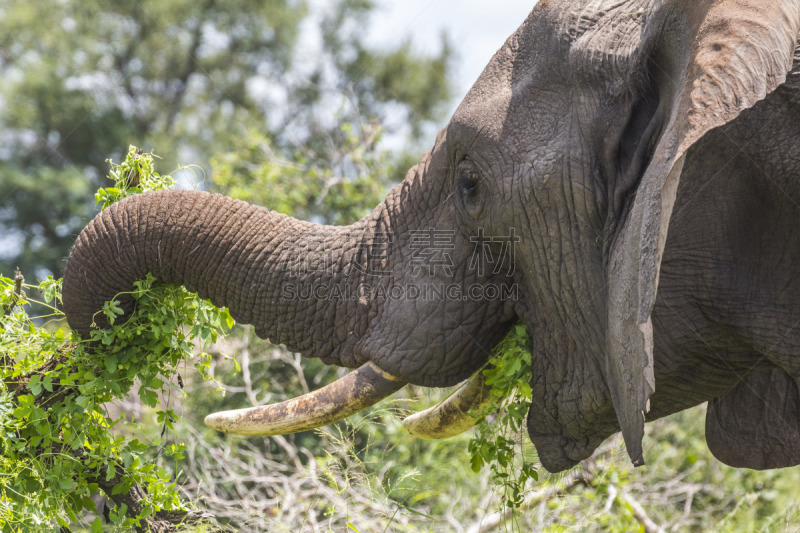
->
<box><xmin>402</xmin><ymin>370</ymin><xmax>494</xmax><ymax>439</ymax></box>
<box><xmin>204</xmin><ymin>361</ymin><xmax>405</xmax><ymax>436</ymax></box>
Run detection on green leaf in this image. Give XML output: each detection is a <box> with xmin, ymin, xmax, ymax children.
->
<box><xmin>223</xmin><ymin>308</ymin><xmax>235</xmax><ymax>329</ymax></box>
<box><xmin>84</xmin><ymin>495</ymin><xmax>98</xmax><ymax>511</ymax></box>
<box><xmin>28</xmin><ymin>375</ymin><xmax>42</xmax><ymax>396</ymax></box>
<box><xmin>106</xmin><ymin>463</ymin><xmax>117</xmax><ymax>482</ymax></box>
<box><xmin>139</xmin><ymin>388</ymin><xmax>158</xmax><ymax>407</ymax></box>
<box><xmin>102</xmin><ymin>299</ymin><xmax>124</xmax><ymax>323</ymax></box>
<box><xmin>470</xmin><ymin>453</ymin><xmax>484</xmax><ymax>473</ymax></box>
<box><xmin>75</xmin><ymin>395</ymin><xmax>91</xmax><ymax>409</ymax></box>
<box><xmin>66</xmin><ymin>507</ymin><xmax>79</xmax><ymax>524</ymax></box>
<box><xmin>105</xmin><ymin>354</ymin><xmax>118</xmax><ymax>373</ymax></box>
<box><xmin>139</xmin><ymin>504</ymin><xmax>153</xmax><ymax>519</ymax></box>
<box><xmin>91</xmin><ymin>516</ymin><xmax>104</xmax><ymax>533</ymax></box>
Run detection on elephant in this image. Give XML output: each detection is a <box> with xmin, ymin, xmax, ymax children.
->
<box><xmin>63</xmin><ymin>0</ymin><xmax>800</xmax><ymax>474</ymax></box>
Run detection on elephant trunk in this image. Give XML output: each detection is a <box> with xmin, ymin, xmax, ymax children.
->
<box><xmin>64</xmin><ymin>189</ymin><xmax>367</xmax><ymax>363</ymax></box>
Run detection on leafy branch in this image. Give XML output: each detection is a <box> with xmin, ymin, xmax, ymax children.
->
<box><xmin>0</xmin><ymin>147</ymin><xmax>234</xmax><ymax>532</ymax></box>
<box><xmin>467</xmin><ymin>324</ymin><xmax>538</xmax><ymax>510</ymax></box>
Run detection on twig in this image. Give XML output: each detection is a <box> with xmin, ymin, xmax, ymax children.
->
<box><xmin>614</xmin><ymin>484</ymin><xmax>666</xmax><ymax>533</ymax></box>
<box><xmin>466</xmin><ymin>440</ymin><xmax>626</xmax><ymax>533</ymax></box>
<box><xmin>1</xmin><ymin>268</ymin><xmax>24</xmax><ymax>378</ymax></box>
<box><xmin>1</xmin><ymin>267</ymin><xmax>24</xmax><ymax>323</ymax></box>
<box><xmin>466</xmin><ymin>470</ymin><xmax>590</xmax><ymax>533</ymax></box>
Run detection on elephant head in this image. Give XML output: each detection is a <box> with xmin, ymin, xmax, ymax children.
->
<box><xmin>63</xmin><ymin>0</ymin><xmax>800</xmax><ymax>473</ymax></box>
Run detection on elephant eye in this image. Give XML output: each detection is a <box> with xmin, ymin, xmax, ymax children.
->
<box><xmin>457</xmin><ymin>162</ymin><xmax>483</xmax><ymax>219</ymax></box>
<box><xmin>459</xmin><ymin>171</ymin><xmax>478</xmax><ymax>195</ymax></box>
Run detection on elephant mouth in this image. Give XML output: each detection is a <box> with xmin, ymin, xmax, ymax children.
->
<box><xmin>203</xmin><ymin>362</ymin><xmax>405</xmax><ymax>435</ymax></box>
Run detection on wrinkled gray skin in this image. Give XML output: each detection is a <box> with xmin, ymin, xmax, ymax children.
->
<box><xmin>64</xmin><ymin>0</ymin><xmax>800</xmax><ymax>473</ymax></box>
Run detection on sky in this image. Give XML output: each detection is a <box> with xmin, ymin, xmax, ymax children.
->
<box><xmin>367</xmin><ymin>1</ymin><xmax>536</xmax><ymax>109</ymax></box>
<box><xmin>359</xmin><ymin>1</ymin><xmax>535</xmax><ymax>148</ymax></box>
<box><xmin>292</xmin><ymin>2</ymin><xmax>535</xmax><ymax>150</ymax></box>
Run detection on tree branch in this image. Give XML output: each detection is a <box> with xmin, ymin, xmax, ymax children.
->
<box><xmin>616</xmin><ymin>486</ymin><xmax>666</xmax><ymax>533</ymax></box>
<box><xmin>91</xmin><ymin>458</ymin><xmax>214</xmax><ymax>532</ymax></box>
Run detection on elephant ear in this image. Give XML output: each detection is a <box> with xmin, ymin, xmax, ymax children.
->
<box><xmin>705</xmin><ymin>368</ymin><xmax>800</xmax><ymax>469</ymax></box>
<box><xmin>606</xmin><ymin>0</ymin><xmax>800</xmax><ymax>465</ymax></box>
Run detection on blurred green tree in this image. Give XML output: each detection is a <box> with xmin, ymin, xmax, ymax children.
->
<box><xmin>0</xmin><ymin>0</ymin><xmax>453</xmax><ymax>278</ymax></box>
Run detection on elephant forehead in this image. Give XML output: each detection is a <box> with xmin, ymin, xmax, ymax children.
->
<box><xmin>448</xmin><ymin>78</ymin><xmax>570</xmax><ymax>175</ymax></box>
<box><xmin>451</xmin><ymin>33</ymin><xmax>554</xmax><ymax>139</ymax></box>
<box><xmin>449</xmin><ymin>87</ymin><xmax>512</xmax><ymax>145</ymax></box>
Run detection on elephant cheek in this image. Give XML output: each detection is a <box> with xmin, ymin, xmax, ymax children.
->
<box><xmin>525</xmin><ymin>388</ymin><xmax>615</xmax><ymax>472</ymax></box>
